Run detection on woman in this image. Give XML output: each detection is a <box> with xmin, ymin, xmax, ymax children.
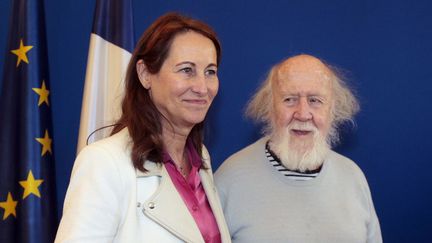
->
<box><xmin>55</xmin><ymin>13</ymin><xmax>230</xmax><ymax>243</ymax></box>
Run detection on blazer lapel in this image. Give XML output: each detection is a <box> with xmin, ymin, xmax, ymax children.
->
<box><xmin>139</xmin><ymin>164</ymin><xmax>204</xmax><ymax>243</ymax></box>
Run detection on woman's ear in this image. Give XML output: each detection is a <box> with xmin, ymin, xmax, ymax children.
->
<box><xmin>136</xmin><ymin>59</ymin><xmax>151</xmax><ymax>89</ymax></box>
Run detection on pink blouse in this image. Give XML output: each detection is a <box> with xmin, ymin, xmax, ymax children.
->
<box><xmin>163</xmin><ymin>141</ymin><xmax>221</xmax><ymax>243</ymax></box>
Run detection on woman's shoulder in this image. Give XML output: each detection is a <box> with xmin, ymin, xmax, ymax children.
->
<box><xmin>79</xmin><ymin>128</ymin><xmax>131</xmax><ymax>158</ymax></box>
<box><xmin>87</xmin><ymin>128</ymin><xmax>130</xmax><ymax>150</ymax></box>
<box><xmin>73</xmin><ymin>128</ymin><xmax>134</xmax><ymax>177</ymax></box>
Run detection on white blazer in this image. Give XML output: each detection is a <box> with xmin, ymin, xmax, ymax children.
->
<box><xmin>55</xmin><ymin>129</ymin><xmax>231</xmax><ymax>243</ymax></box>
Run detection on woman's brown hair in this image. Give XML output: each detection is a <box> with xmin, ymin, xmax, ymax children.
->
<box><xmin>111</xmin><ymin>12</ymin><xmax>221</xmax><ymax>172</ymax></box>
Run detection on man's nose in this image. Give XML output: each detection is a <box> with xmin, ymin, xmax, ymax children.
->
<box><xmin>293</xmin><ymin>98</ymin><xmax>312</xmax><ymax>121</ymax></box>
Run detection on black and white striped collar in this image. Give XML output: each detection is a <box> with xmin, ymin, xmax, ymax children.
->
<box><xmin>265</xmin><ymin>140</ymin><xmax>322</xmax><ymax>181</ymax></box>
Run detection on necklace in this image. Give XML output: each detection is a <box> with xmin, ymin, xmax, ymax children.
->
<box><xmin>177</xmin><ymin>164</ymin><xmax>189</xmax><ymax>178</ymax></box>
<box><xmin>171</xmin><ymin>151</ymin><xmax>189</xmax><ymax>178</ymax></box>
<box><xmin>174</xmin><ymin>160</ymin><xmax>190</xmax><ymax>178</ymax></box>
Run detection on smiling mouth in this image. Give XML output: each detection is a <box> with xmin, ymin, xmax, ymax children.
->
<box><xmin>291</xmin><ymin>129</ymin><xmax>313</xmax><ymax>136</ymax></box>
<box><xmin>183</xmin><ymin>99</ymin><xmax>208</xmax><ymax>106</ymax></box>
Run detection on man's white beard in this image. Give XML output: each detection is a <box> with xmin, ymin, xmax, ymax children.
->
<box><xmin>270</xmin><ymin>121</ymin><xmax>330</xmax><ymax>172</ymax></box>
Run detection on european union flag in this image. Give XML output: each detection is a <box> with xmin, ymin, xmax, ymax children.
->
<box><xmin>0</xmin><ymin>0</ymin><xmax>58</xmax><ymax>242</ymax></box>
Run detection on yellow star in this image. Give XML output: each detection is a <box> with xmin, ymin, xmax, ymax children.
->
<box><xmin>19</xmin><ymin>170</ymin><xmax>44</xmax><ymax>199</ymax></box>
<box><xmin>10</xmin><ymin>39</ymin><xmax>33</xmax><ymax>67</ymax></box>
<box><xmin>0</xmin><ymin>192</ymin><xmax>18</xmax><ymax>220</ymax></box>
<box><xmin>35</xmin><ymin>130</ymin><xmax>52</xmax><ymax>156</ymax></box>
<box><xmin>32</xmin><ymin>80</ymin><xmax>50</xmax><ymax>106</ymax></box>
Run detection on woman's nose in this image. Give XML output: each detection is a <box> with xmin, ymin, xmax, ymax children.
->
<box><xmin>191</xmin><ymin>75</ymin><xmax>208</xmax><ymax>95</ymax></box>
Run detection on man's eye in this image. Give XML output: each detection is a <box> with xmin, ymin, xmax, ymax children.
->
<box><xmin>309</xmin><ymin>97</ymin><xmax>323</xmax><ymax>105</ymax></box>
<box><xmin>284</xmin><ymin>97</ymin><xmax>297</xmax><ymax>105</ymax></box>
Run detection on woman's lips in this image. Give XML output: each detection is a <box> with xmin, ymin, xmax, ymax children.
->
<box><xmin>183</xmin><ymin>99</ymin><xmax>208</xmax><ymax>106</ymax></box>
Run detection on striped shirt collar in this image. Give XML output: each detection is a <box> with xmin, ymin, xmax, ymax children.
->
<box><xmin>265</xmin><ymin>140</ymin><xmax>322</xmax><ymax>180</ymax></box>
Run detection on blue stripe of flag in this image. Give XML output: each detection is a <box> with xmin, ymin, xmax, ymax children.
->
<box><xmin>92</xmin><ymin>0</ymin><xmax>135</xmax><ymax>52</ymax></box>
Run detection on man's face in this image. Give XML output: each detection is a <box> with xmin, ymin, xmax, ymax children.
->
<box><xmin>271</xmin><ymin>55</ymin><xmax>333</xmax><ymax>153</ymax></box>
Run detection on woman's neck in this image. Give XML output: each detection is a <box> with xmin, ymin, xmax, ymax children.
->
<box><xmin>162</xmin><ymin>124</ymin><xmax>192</xmax><ymax>174</ymax></box>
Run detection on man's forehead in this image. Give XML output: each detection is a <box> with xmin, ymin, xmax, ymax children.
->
<box><xmin>276</xmin><ymin>55</ymin><xmax>333</xmax><ymax>82</ymax></box>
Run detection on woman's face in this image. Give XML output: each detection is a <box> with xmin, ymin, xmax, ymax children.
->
<box><xmin>137</xmin><ymin>31</ymin><xmax>219</xmax><ymax>133</ymax></box>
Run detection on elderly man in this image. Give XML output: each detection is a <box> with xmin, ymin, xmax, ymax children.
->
<box><xmin>215</xmin><ymin>54</ymin><xmax>382</xmax><ymax>243</ymax></box>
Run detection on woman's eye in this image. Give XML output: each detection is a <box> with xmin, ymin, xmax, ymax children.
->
<box><xmin>206</xmin><ymin>69</ymin><xmax>217</xmax><ymax>76</ymax></box>
<box><xmin>180</xmin><ymin>67</ymin><xmax>193</xmax><ymax>74</ymax></box>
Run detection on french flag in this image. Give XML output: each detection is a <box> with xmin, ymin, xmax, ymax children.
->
<box><xmin>77</xmin><ymin>0</ymin><xmax>134</xmax><ymax>153</ymax></box>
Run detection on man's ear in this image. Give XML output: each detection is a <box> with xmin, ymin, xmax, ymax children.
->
<box><xmin>136</xmin><ymin>59</ymin><xmax>151</xmax><ymax>89</ymax></box>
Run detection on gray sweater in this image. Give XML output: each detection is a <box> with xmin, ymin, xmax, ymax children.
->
<box><xmin>215</xmin><ymin>137</ymin><xmax>382</xmax><ymax>243</ymax></box>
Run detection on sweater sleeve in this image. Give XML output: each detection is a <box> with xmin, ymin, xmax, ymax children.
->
<box><xmin>214</xmin><ymin>162</ymin><xmax>229</xmax><ymax>211</ymax></box>
<box><xmin>55</xmin><ymin>145</ymin><xmax>125</xmax><ymax>243</ymax></box>
<box><xmin>366</xmin><ymin>185</ymin><xmax>383</xmax><ymax>243</ymax></box>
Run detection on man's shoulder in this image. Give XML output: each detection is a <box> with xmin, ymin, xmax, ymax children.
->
<box><xmin>326</xmin><ymin>150</ymin><xmax>367</xmax><ymax>181</ymax></box>
<box><xmin>215</xmin><ymin>137</ymin><xmax>267</xmax><ymax>178</ymax></box>
<box><xmin>223</xmin><ymin>137</ymin><xmax>267</xmax><ymax>165</ymax></box>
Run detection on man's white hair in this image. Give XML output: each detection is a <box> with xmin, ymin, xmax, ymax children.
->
<box><xmin>245</xmin><ymin>56</ymin><xmax>360</xmax><ymax>147</ymax></box>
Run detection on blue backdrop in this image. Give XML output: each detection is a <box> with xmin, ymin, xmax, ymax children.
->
<box><xmin>1</xmin><ymin>0</ymin><xmax>431</xmax><ymax>242</ymax></box>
